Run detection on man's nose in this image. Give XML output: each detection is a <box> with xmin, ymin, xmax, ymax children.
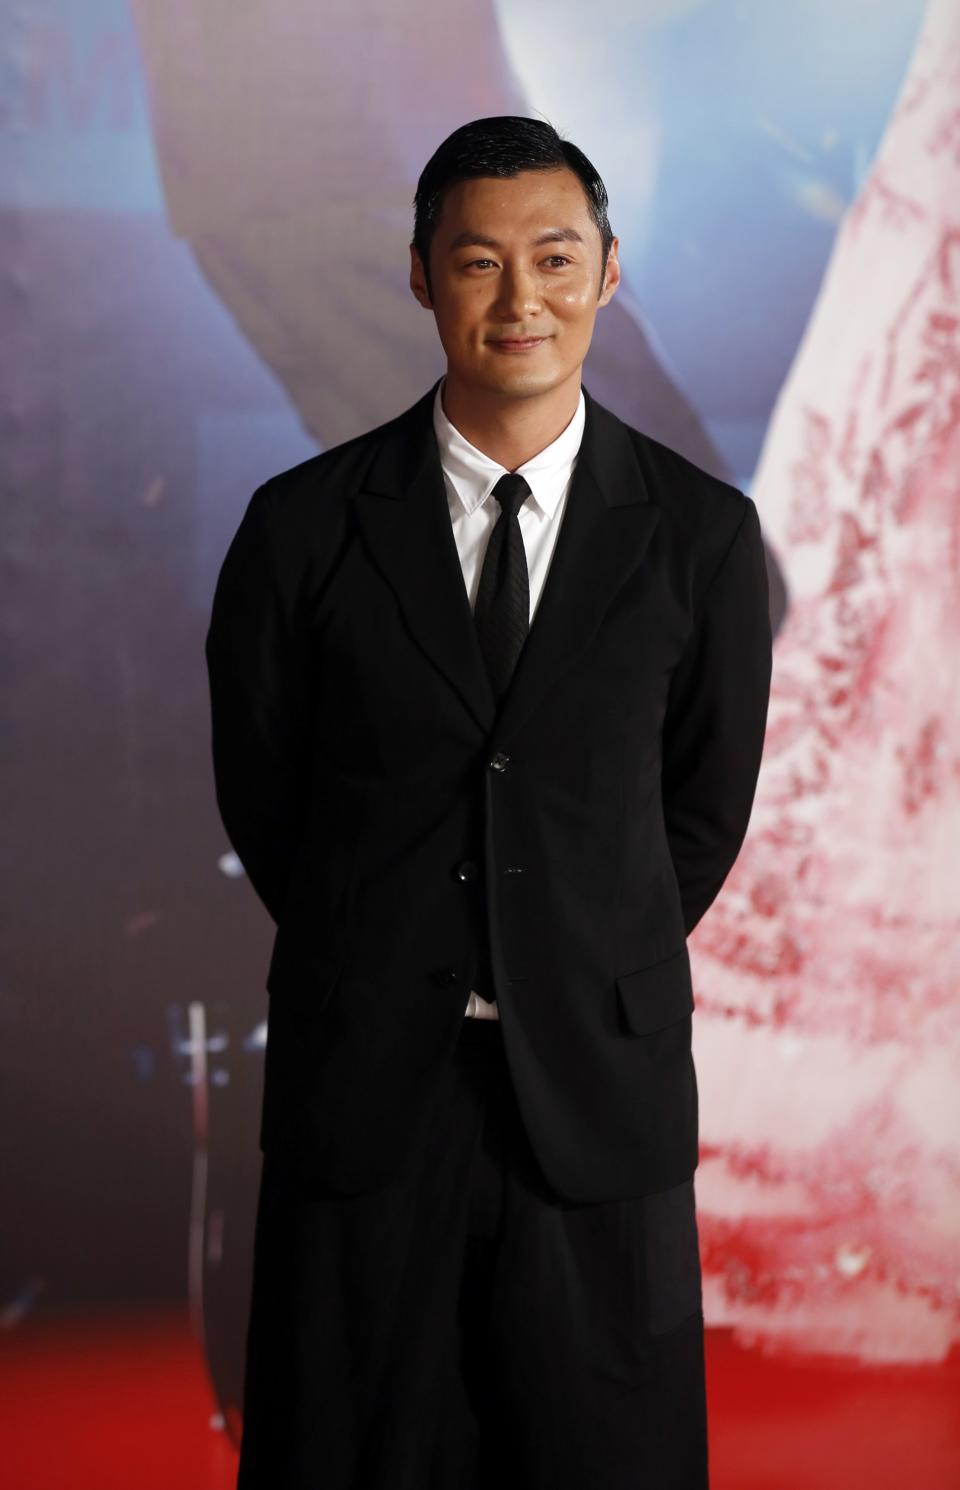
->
<box><xmin>492</xmin><ymin>264</ymin><xmax>543</xmax><ymax>322</ymax></box>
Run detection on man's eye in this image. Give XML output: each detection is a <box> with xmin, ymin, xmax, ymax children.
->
<box><xmin>462</xmin><ymin>255</ymin><xmax>571</xmax><ymax>271</ymax></box>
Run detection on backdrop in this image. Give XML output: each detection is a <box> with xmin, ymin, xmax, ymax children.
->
<box><xmin>2</xmin><ymin>0</ymin><xmax>957</xmax><ymax>1369</ymax></box>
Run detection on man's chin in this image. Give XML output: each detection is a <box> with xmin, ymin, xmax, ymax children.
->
<box><xmin>467</xmin><ymin>362</ymin><xmax>572</xmax><ymax>401</ymax></box>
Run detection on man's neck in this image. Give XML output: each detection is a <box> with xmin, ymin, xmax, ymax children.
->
<box><xmin>440</xmin><ymin>372</ymin><xmax>582</xmax><ymax>471</ymax></box>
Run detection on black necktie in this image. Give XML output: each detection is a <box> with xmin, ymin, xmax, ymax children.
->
<box><xmin>474</xmin><ymin>472</ymin><xmax>531</xmax><ymax>703</ymax></box>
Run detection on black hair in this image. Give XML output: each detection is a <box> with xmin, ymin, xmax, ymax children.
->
<box><xmin>412</xmin><ymin>115</ymin><xmax>614</xmax><ymax>300</ymax></box>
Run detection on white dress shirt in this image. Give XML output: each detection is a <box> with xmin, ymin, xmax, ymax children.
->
<box><xmin>432</xmin><ymin>378</ymin><xmax>586</xmax><ymax>1020</ymax></box>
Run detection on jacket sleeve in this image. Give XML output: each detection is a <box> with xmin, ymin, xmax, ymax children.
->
<box><xmin>204</xmin><ymin>482</ymin><xmax>312</xmax><ymax>925</ymax></box>
<box><xmin>661</xmin><ymin>494</ymin><xmax>772</xmax><ymax>937</ymax></box>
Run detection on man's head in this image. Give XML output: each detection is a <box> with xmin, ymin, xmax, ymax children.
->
<box><xmin>410</xmin><ymin>116</ymin><xmax>620</xmax><ymax>405</ymax></box>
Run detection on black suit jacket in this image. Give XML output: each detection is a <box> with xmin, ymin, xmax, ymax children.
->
<box><xmin>205</xmin><ymin>380</ymin><xmax>772</xmax><ymax>1203</ymax></box>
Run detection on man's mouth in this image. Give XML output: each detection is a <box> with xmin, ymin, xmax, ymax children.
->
<box><xmin>487</xmin><ymin>336</ymin><xmax>549</xmax><ymax>353</ymax></box>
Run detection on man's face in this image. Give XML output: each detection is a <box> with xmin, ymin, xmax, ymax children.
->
<box><xmin>410</xmin><ymin>167</ymin><xmax>620</xmax><ymax>401</ymax></box>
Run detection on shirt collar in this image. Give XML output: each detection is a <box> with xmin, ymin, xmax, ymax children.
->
<box><xmin>432</xmin><ymin>377</ymin><xmax>585</xmax><ymax>519</ymax></box>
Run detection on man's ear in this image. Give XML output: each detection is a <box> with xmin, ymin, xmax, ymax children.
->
<box><xmin>409</xmin><ymin>245</ymin><xmax>433</xmax><ymax>309</ymax></box>
<box><xmin>597</xmin><ymin>236</ymin><xmax>621</xmax><ymax>307</ymax></box>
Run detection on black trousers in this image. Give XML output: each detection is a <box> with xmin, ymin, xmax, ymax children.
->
<box><xmin>237</xmin><ymin>1015</ymin><xmax>709</xmax><ymax>1490</ymax></box>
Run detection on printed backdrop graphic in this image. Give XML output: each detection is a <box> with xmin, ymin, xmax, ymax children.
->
<box><xmin>2</xmin><ymin>0</ymin><xmax>954</xmax><ymax>1383</ymax></box>
<box><xmin>690</xmin><ymin>0</ymin><xmax>960</xmax><ymax>1362</ymax></box>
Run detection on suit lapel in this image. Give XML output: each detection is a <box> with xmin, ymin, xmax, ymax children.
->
<box><xmin>495</xmin><ymin>394</ymin><xmax>661</xmax><ymax>742</ymax></box>
<box><xmin>354</xmin><ymin>384</ymin><xmax>498</xmax><ymax>735</ymax></box>
<box><xmin>353</xmin><ymin>381</ymin><xmax>661</xmax><ymax>741</ymax></box>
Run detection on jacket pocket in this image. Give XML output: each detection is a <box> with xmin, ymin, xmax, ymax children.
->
<box><xmin>615</xmin><ymin>945</ymin><xmax>693</xmax><ymax>1035</ymax></box>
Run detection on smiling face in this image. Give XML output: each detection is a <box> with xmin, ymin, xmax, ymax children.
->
<box><xmin>410</xmin><ymin>166</ymin><xmax>620</xmax><ymax>406</ymax></box>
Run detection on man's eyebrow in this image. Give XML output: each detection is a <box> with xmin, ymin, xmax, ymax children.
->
<box><xmin>447</xmin><ymin>228</ymin><xmax>585</xmax><ymax>251</ymax></box>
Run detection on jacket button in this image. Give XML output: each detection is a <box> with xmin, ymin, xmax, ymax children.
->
<box><xmin>489</xmin><ymin>751</ymin><xmax>510</xmax><ymax>771</ymax></box>
<box><xmin>434</xmin><ymin>968</ymin><xmax>460</xmax><ymax>988</ymax></box>
<box><xmin>455</xmin><ymin>860</ymin><xmax>478</xmax><ymax>882</ymax></box>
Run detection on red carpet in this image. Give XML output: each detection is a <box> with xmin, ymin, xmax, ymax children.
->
<box><xmin>3</xmin><ymin>1308</ymin><xmax>958</xmax><ymax>1489</ymax></box>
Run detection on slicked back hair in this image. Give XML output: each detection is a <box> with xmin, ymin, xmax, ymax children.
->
<box><xmin>413</xmin><ymin>115</ymin><xmax>614</xmax><ymax>300</ymax></box>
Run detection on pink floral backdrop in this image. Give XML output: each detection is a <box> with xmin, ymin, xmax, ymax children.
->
<box><xmin>691</xmin><ymin>0</ymin><xmax>960</xmax><ymax>1363</ymax></box>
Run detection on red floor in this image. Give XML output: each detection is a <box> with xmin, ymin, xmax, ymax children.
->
<box><xmin>3</xmin><ymin>1307</ymin><xmax>958</xmax><ymax>1489</ymax></box>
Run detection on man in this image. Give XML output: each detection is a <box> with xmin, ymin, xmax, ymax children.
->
<box><xmin>205</xmin><ymin>116</ymin><xmax>772</xmax><ymax>1490</ymax></box>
